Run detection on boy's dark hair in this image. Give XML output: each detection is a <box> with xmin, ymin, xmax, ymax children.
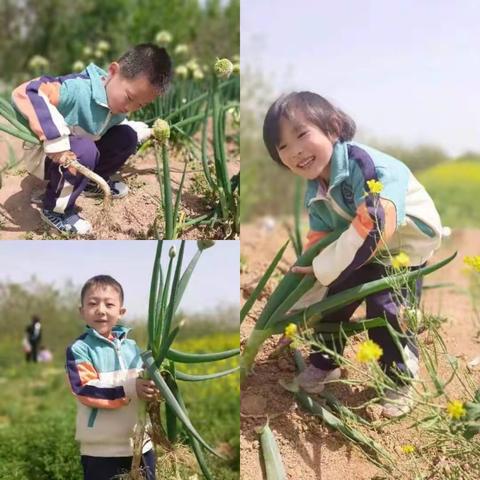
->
<box><xmin>80</xmin><ymin>275</ymin><xmax>124</xmax><ymax>305</ymax></box>
<box><xmin>263</xmin><ymin>91</ymin><xmax>356</xmax><ymax>166</ymax></box>
<box><xmin>117</xmin><ymin>43</ymin><xmax>172</xmax><ymax>93</ymax></box>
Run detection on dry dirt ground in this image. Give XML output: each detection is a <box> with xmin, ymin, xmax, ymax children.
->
<box><xmin>240</xmin><ymin>219</ymin><xmax>480</xmax><ymax>480</ymax></box>
<box><xmin>0</xmin><ymin>130</ymin><xmax>239</xmax><ymax>240</ymax></box>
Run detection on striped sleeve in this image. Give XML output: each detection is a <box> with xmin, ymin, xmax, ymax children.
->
<box><xmin>304</xmin><ymin>199</ymin><xmax>332</xmax><ymax>252</ymax></box>
<box><xmin>66</xmin><ymin>342</ymin><xmax>136</xmax><ymax>409</ymax></box>
<box><xmin>11</xmin><ymin>76</ymin><xmax>71</xmax><ymax>153</ymax></box>
<box><xmin>312</xmin><ymin>145</ymin><xmax>400</xmax><ymax>287</ymax></box>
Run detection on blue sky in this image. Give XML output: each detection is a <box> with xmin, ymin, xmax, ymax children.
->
<box><xmin>0</xmin><ymin>240</ymin><xmax>239</xmax><ymax>320</ymax></box>
<box><xmin>242</xmin><ymin>0</ymin><xmax>480</xmax><ymax>156</ymax></box>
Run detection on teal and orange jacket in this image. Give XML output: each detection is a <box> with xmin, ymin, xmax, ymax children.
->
<box><xmin>11</xmin><ymin>63</ymin><xmax>126</xmax><ymax>155</ymax></box>
<box><xmin>65</xmin><ymin>325</ymin><xmax>151</xmax><ymax>457</ymax></box>
<box><xmin>305</xmin><ymin>141</ymin><xmax>442</xmax><ymax>287</ymax></box>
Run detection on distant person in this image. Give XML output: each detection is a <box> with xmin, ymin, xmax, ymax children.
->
<box><xmin>25</xmin><ymin>315</ymin><xmax>42</xmax><ymax>362</ymax></box>
<box><xmin>65</xmin><ymin>275</ymin><xmax>158</xmax><ymax>480</ymax></box>
<box><xmin>11</xmin><ymin>44</ymin><xmax>172</xmax><ymax>235</ymax></box>
<box><xmin>38</xmin><ymin>345</ymin><xmax>53</xmax><ymax>363</ymax></box>
<box><xmin>263</xmin><ymin>91</ymin><xmax>443</xmax><ymax>418</ymax></box>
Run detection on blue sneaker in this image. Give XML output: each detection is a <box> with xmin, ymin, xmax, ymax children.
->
<box><xmin>83</xmin><ymin>178</ymin><xmax>128</xmax><ymax>199</ymax></box>
<box><xmin>40</xmin><ymin>209</ymin><xmax>92</xmax><ymax>235</ymax></box>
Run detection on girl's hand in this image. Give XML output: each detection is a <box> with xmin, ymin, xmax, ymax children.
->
<box><xmin>291</xmin><ymin>265</ymin><xmax>314</xmax><ymax>275</ymax></box>
<box><xmin>136</xmin><ymin>378</ymin><xmax>159</xmax><ymax>400</ymax></box>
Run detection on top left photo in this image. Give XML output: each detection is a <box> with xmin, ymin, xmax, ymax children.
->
<box><xmin>0</xmin><ymin>0</ymin><xmax>240</xmax><ymax>240</ymax></box>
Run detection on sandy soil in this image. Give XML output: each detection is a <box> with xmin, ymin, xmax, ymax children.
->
<box><xmin>240</xmin><ymin>218</ymin><xmax>480</xmax><ymax>480</ymax></box>
<box><xmin>0</xmin><ymin>130</ymin><xmax>239</xmax><ymax>240</ymax></box>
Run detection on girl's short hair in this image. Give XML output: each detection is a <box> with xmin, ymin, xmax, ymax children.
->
<box><xmin>263</xmin><ymin>91</ymin><xmax>356</xmax><ymax>165</ymax></box>
<box><xmin>80</xmin><ymin>275</ymin><xmax>124</xmax><ymax>306</ymax></box>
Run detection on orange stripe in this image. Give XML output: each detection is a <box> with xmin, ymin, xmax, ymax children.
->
<box><xmin>11</xmin><ymin>81</ymin><xmax>46</xmax><ymax>141</ymax></box>
<box><xmin>304</xmin><ymin>230</ymin><xmax>329</xmax><ymax>252</ymax></box>
<box><xmin>76</xmin><ymin>361</ymin><xmax>99</xmax><ymax>386</ymax></box>
<box><xmin>352</xmin><ymin>203</ymin><xmax>374</xmax><ymax>239</ymax></box>
<box><xmin>380</xmin><ymin>198</ymin><xmax>397</xmax><ymax>242</ymax></box>
<box><xmin>352</xmin><ymin>198</ymin><xmax>397</xmax><ymax>243</ymax></box>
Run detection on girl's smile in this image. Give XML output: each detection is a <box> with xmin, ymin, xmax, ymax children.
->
<box><xmin>276</xmin><ymin>113</ymin><xmax>336</xmax><ymax>181</ymax></box>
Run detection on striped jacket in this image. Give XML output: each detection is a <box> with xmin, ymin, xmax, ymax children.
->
<box><xmin>305</xmin><ymin>141</ymin><xmax>442</xmax><ymax>287</ymax></box>
<box><xmin>66</xmin><ymin>325</ymin><xmax>151</xmax><ymax>457</ymax></box>
<box><xmin>12</xmin><ymin>63</ymin><xmax>126</xmax><ymax>154</ymax></box>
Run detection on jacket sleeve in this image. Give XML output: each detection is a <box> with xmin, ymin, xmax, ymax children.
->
<box><xmin>312</xmin><ymin>146</ymin><xmax>405</xmax><ymax>287</ymax></box>
<box><xmin>66</xmin><ymin>342</ymin><xmax>138</xmax><ymax>409</ymax></box>
<box><xmin>11</xmin><ymin>76</ymin><xmax>72</xmax><ymax>154</ymax></box>
<box><xmin>303</xmin><ymin>202</ymin><xmax>333</xmax><ymax>252</ymax></box>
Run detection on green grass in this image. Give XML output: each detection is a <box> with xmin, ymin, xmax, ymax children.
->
<box><xmin>418</xmin><ymin>161</ymin><xmax>480</xmax><ymax>228</ymax></box>
<box><xmin>0</xmin><ymin>332</ymin><xmax>239</xmax><ymax>480</ymax></box>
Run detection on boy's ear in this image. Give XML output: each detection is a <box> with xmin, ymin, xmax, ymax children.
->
<box><xmin>78</xmin><ymin>305</ymin><xmax>83</xmax><ymax>315</ymax></box>
<box><xmin>120</xmin><ymin>307</ymin><xmax>127</xmax><ymax>317</ymax></box>
<box><xmin>108</xmin><ymin>62</ymin><xmax>120</xmax><ymax>77</ymax></box>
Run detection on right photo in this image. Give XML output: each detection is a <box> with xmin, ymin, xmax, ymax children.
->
<box><xmin>241</xmin><ymin>1</ymin><xmax>480</xmax><ymax>479</ymax></box>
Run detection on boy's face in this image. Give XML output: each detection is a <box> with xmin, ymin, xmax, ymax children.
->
<box><xmin>80</xmin><ymin>285</ymin><xmax>126</xmax><ymax>337</ymax></box>
<box><xmin>105</xmin><ymin>62</ymin><xmax>159</xmax><ymax>115</ymax></box>
<box><xmin>276</xmin><ymin>113</ymin><xmax>336</xmax><ymax>181</ymax></box>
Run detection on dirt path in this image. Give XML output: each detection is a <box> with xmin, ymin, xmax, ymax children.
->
<box><xmin>240</xmin><ymin>219</ymin><xmax>480</xmax><ymax>479</ymax></box>
<box><xmin>0</xmin><ymin>131</ymin><xmax>239</xmax><ymax>239</ymax></box>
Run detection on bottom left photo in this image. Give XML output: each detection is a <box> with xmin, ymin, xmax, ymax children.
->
<box><xmin>0</xmin><ymin>240</ymin><xmax>240</xmax><ymax>480</ymax></box>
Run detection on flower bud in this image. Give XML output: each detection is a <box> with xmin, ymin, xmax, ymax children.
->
<box><xmin>175</xmin><ymin>65</ymin><xmax>188</xmax><ymax>79</ymax></box>
<box><xmin>156</xmin><ymin>30</ymin><xmax>172</xmax><ymax>46</ymax></box>
<box><xmin>169</xmin><ymin>245</ymin><xmax>176</xmax><ymax>258</ymax></box>
<box><xmin>197</xmin><ymin>240</ymin><xmax>215</xmax><ymax>251</ymax></box>
<box><xmin>152</xmin><ymin>119</ymin><xmax>170</xmax><ymax>144</ymax></box>
<box><xmin>214</xmin><ymin>58</ymin><xmax>234</xmax><ymax>79</ymax></box>
<box><xmin>72</xmin><ymin>61</ymin><xmax>85</xmax><ymax>72</ymax></box>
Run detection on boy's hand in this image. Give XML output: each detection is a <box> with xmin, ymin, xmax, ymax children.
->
<box><xmin>124</xmin><ymin>120</ymin><xmax>152</xmax><ymax>143</ymax></box>
<box><xmin>48</xmin><ymin>151</ymin><xmax>78</xmax><ymax>175</ymax></box>
<box><xmin>136</xmin><ymin>378</ymin><xmax>159</xmax><ymax>401</ymax></box>
<box><xmin>291</xmin><ymin>265</ymin><xmax>314</xmax><ymax>275</ymax></box>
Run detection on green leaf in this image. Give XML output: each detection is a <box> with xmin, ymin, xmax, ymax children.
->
<box><xmin>166</xmin><ymin>347</ymin><xmax>240</xmax><ymax>363</ymax></box>
<box><xmin>240</xmin><ymin>240</ymin><xmax>289</xmax><ymax>324</ymax></box>
<box><xmin>175</xmin><ymin>366</ymin><xmax>239</xmax><ymax>382</ymax></box>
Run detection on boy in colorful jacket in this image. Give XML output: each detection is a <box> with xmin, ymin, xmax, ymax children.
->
<box><xmin>66</xmin><ymin>275</ymin><xmax>157</xmax><ymax>480</ymax></box>
<box><xmin>12</xmin><ymin>43</ymin><xmax>172</xmax><ymax>235</ymax></box>
<box><xmin>263</xmin><ymin>91</ymin><xmax>443</xmax><ymax>418</ymax></box>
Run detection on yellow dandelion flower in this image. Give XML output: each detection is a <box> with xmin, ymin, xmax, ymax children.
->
<box><xmin>464</xmin><ymin>256</ymin><xmax>480</xmax><ymax>273</ymax></box>
<box><xmin>447</xmin><ymin>400</ymin><xmax>466</xmax><ymax>419</ymax></box>
<box><xmin>356</xmin><ymin>339</ymin><xmax>383</xmax><ymax>363</ymax></box>
<box><xmin>366</xmin><ymin>179</ymin><xmax>383</xmax><ymax>195</ymax></box>
<box><xmin>391</xmin><ymin>251</ymin><xmax>411</xmax><ymax>270</ymax></box>
<box><xmin>284</xmin><ymin>323</ymin><xmax>298</xmax><ymax>340</ymax></box>
<box><xmin>401</xmin><ymin>444</ymin><xmax>416</xmax><ymax>454</ymax></box>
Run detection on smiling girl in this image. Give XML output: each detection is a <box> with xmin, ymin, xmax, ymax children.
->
<box><xmin>262</xmin><ymin>91</ymin><xmax>443</xmax><ymax>418</ymax></box>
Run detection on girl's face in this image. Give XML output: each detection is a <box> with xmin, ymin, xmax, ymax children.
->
<box><xmin>276</xmin><ymin>113</ymin><xmax>337</xmax><ymax>181</ymax></box>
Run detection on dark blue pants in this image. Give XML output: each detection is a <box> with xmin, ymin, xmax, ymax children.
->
<box><xmin>81</xmin><ymin>449</ymin><xmax>155</xmax><ymax>480</ymax></box>
<box><xmin>43</xmin><ymin>125</ymin><xmax>137</xmax><ymax>213</ymax></box>
<box><xmin>310</xmin><ymin>261</ymin><xmax>422</xmax><ymax>381</ymax></box>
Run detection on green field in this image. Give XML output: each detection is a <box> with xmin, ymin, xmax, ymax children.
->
<box><xmin>0</xmin><ymin>331</ymin><xmax>239</xmax><ymax>480</ymax></box>
<box><xmin>418</xmin><ymin>161</ymin><xmax>480</xmax><ymax>228</ymax></box>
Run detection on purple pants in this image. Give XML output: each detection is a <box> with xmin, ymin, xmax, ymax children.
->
<box><xmin>310</xmin><ymin>261</ymin><xmax>422</xmax><ymax>381</ymax></box>
<box><xmin>43</xmin><ymin>125</ymin><xmax>137</xmax><ymax>213</ymax></box>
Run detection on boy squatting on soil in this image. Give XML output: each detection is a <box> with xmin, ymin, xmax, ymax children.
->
<box><xmin>263</xmin><ymin>91</ymin><xmax>443</xmax><ymax>418</ymax></box>
<box><xmin>11</xmin><ymin>43</ymin><xmax>172</xmax><ymax>235</ymax></box>
<box><xmin>66</xmin><ymin>275</ymin><xmax>159</xmax><ymax>480</ymax></box>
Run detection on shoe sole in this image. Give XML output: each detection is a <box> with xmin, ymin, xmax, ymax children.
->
<box><xmin>299</xmin><ymin>368</ymin><xmax>342</xmax><ymax>394</ymax></box>
<box><xmin>39</xmin><ymin>210</ymin><xmax>89</xmax><ymax>236</ymax></box>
